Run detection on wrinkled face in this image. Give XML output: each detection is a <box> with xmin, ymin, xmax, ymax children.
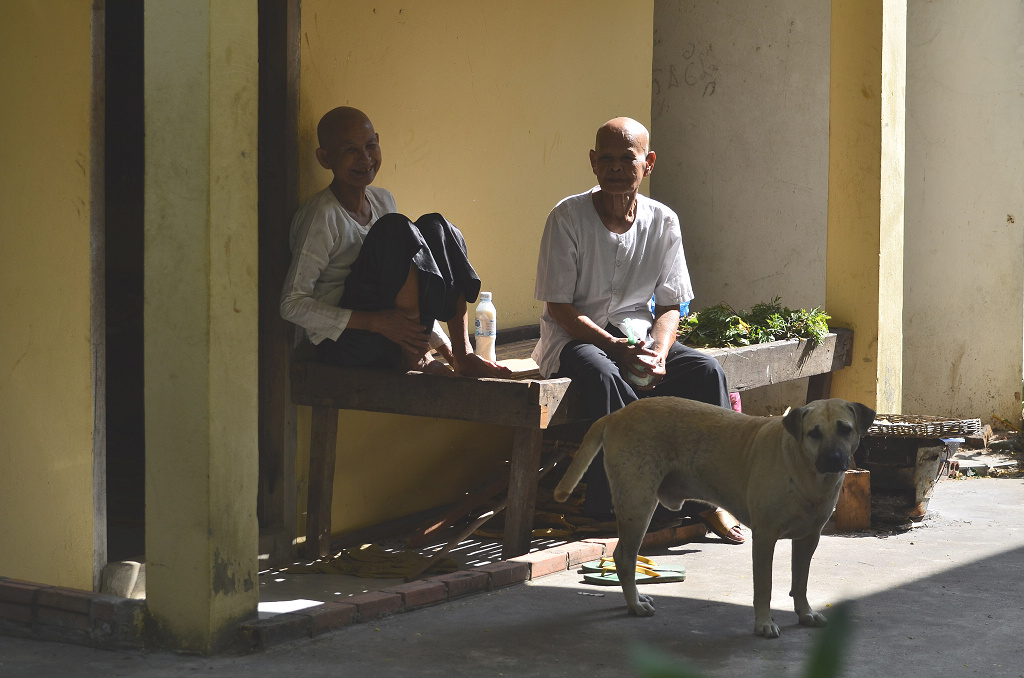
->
<box><xmin>783</xmin><ymin>399</ymin><xmax>876</xmax><ymax>474</ymax></box>
<box><xmin>589</xmin><ymin>127</ymin><xmax>653</xmax><ymax>195</ymax></box>
<box><xmin>317</xmin><ymin>117</ymin><xmax>382</xmax><ymax>190</ymax></box>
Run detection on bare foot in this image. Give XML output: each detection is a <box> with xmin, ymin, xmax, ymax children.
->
<box><xmin>421</xmin><ymin>361</ymin><xmax>456</xmax><ymax>376</ymax></box>
<box><xmin>452</xmin><ymin>353</ymin><xmax>513</xmax><ymax>379</ymax></box>
<box><xmin>406</xmin><ymin>351</ymin><xmax>454</xmax><ymax>376</ymax></box>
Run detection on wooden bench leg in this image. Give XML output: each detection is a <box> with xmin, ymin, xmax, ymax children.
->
<box><xmin>305</xmin><ymin>406</ymin><xmax>338</xmax><ymax>560</ymax></box>
<box><xmin>502</xmin><ymin>426</ymin><xmax>543</xmax><ymax>560</ymax></box>
<box><xmin>806</xmin><ymin>372</ymin><xmax>834</xmax><ymax>403</ymax></box>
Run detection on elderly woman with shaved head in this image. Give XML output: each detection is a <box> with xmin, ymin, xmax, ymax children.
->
<box><xmin>280</xmin><ymin>107</ymin><xmax>510</xmax><ymax>379</ymax></box>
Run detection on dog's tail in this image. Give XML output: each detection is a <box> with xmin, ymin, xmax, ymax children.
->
<box><xmin>552</xmin><ymin>414</ymin><xmax>610</xmax><ymax>502</ymax></box>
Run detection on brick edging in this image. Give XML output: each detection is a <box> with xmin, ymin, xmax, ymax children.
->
<box><xmin>0</xmin><ymin>537</ymin><xmax>622</xmax><ymax>652</ymax></box>
<box><xmin>0</xmin><ymin>577</ymin><xmax>145</xmax><ymax>649</ymax></box>
<box><xmin>239</xmin><ymin>537</ymin><xmax>618</xmax><ymax>650</ymax></box>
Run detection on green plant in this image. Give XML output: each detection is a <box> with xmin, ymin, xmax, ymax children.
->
<box><xmin>677</xmin><ymin>304</ymin><xmax>752</xmax><ymax>347</ymax></box>
<box><xmin>678</xmin><ymin>297</ymin><xmax>830</xmax><ymax>348</ymax></box>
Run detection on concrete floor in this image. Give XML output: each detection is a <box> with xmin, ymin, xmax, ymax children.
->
<box><xmin>2</xmin><ymin>476</ymin><xmax>1023</xmax><ymax>677</ymax></box>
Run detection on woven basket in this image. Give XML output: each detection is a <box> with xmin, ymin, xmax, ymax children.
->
<box><xmin>867</xmin><ymin>414</ymin><xmax>982</xmax><ymax>438</ymax></box>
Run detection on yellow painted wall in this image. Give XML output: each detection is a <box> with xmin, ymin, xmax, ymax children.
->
<box><xmin>295</xmin><ymin>0</ymin><xmax>654</xmax><ymax>534</ymax></box>
<box><xmin>826</xmin><ymin>0</ymin><xmax>905</xmax><ymax>412</ymax></box>
<box><xmin>0</xmin><ymin>1</ymin><xmax>97</xmax><ymax>589</ymax></box>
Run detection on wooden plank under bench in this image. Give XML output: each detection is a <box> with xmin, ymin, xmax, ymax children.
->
<box><xmin>291</xmin><ymin>326</ymin><xmax>854</xmax><ymax>560</ymax></box>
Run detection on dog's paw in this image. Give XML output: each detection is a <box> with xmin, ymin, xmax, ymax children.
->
<box><xmin>755</xmin><ymin>620</ymin><xmax>781</xmax><ymax>639</ymax></box>
<box><xmin>638</xmin><ymin>593</ymin><xmax>655</xmax><ymax>605</ymax></box>
<box><xmin>798</xmin><ymin>610</ymin><xmax>828</xmax><ymax>627</ymax></box>
<box><xmin>627</xmin><ymin>601</ymin><xmax>656</xmax><ymax>617</ymax></box>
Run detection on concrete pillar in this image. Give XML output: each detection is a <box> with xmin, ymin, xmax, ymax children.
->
<box><xmin>144</xmin><ymin>1</ymin><xmax>259</xmax><ymax>653</ymax></box>
<box><xmin>904</xmin><ymin>0</ymin><xmax>1024</xmax><ymax>422</ymax></box>
<box><xmin>826</xmin><ymin>0</ymin><xmax>906</xmax><ymax>412</ymax></box>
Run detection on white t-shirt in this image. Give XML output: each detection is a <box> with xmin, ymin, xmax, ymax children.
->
<box><xmin>532</xmin><ymin>187</ymin><xmax>693</xmax><ymax>377</ymax></box>
<box><xmin>280</xmin><ymin>185</ymin><xmax>448</xmax><ymax>348</ymax></box>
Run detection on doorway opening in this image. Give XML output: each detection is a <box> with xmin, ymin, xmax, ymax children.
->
<box><xmin>104</xmin><ymin>0</ymin><xmax>145</xmax><ymax>563</ymax></box>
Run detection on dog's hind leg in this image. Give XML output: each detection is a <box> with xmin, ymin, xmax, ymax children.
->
<box><xmin>613</xmin><ymin>502</ymin><xmax>657</xmax><ymax>617</ymax></box>
<box><xmin>752</xmin><ymin>534</ymin><xmax>781</xmax><ymax>638</ymax></box>
<box><xmin>791</xmin><ymin>533</ymin><xmax>827</xmax><ymax>628</ymax></box>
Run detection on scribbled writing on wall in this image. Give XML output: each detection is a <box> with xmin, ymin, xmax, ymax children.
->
<box><xmin>653</xmin><ymin>42</ymin><xmax>719</xmax><ymax>119</ymax></box>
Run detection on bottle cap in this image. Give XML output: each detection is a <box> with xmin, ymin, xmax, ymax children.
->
<box><xmin>479</xmin><ymin>291</ymin><xmax>492</xmax><ymax>301</ymax></box>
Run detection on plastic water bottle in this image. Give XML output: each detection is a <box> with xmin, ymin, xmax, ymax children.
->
<box><xmin>621</xmin><ymin>318</ymin><xmax>655</xmax><ymax>387</ymax></box>
<box><xmin>474</xmin><ymin>292</ymin><xmax>497</xmax><ymax>362</ymax></box>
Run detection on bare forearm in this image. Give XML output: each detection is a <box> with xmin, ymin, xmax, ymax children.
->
<box><xmin>547</xmin><ymin>302</ymin><xmax>620</xmax><ymax>355</ymax></box>
<box><xmin>650</xmin><ymin>305</ymin><xmax>680</xmax><ymax>362</ymax></box>
<box><xmin>344</xmin><ymin>309</ymin><xmax>374</xmax><ymax>332</ymax></box>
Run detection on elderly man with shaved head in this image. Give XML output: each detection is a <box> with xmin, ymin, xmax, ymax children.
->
<box><xmin>281</xmin><ymin>106</ymin><xmax>510</xmax><ymax>379</ymax></box>
<box><xmin>533</xmin><ymin>117</ymin><xmax>742</xmax><ymax>541</ymax></box>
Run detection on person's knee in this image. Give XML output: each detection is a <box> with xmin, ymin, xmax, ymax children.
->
<box><xmin>693</xmin><ymin>356</ymin><xmax>728</xmax><ymax>395</ymax></box>
<box><xmin>684</xmin><ymin>352</ymin><xmax>725</xmax><ymax>382</ymax></box>
<box><xmin>373</xmin><ymin>212</ymin><xmax>413</xmax><ymax>232</ymax></box>
<box><xmin>707</xmin><ymin>357</ymin><xmax>727</xmax><ymax>383</ymax></box>
<box><xmin>413</xmin><ymin>213</ymin><xmax>450</xmax><ymax>238</ymax></box>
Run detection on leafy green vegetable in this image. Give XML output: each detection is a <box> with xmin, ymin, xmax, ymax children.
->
<box><xmin>678</xmin><ymin>296</ymin><xmax>830</xmax><ymax>348</ymax></box>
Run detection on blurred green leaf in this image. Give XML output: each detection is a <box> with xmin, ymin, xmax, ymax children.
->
<box><xmin>802</xmin><ymin>602</ymin><xmax>854</xmax><ymax>678</ymax></box>
<box><xmin>630</xmin><ymin>642</ymin><xmax>708</xmax><ymax>678</ymax></box>
<box><xmin>628</xmin><ymin>603</ymin><xmax>855</xmax><ymax>678</ymax></box>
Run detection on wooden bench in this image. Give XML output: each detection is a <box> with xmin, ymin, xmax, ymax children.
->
<box><xmin>290</xmin><ymin>326</ymin><xmax>854</xmax><ymax>560</ymax></box>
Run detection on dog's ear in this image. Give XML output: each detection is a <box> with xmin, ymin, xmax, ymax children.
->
<box><xmin>849</xmin><ymin>402</ymin><xmax>876</xmax><ymax>437</ymax></box>
<box><xmin>783</xmin><ymin>405</ymin><xmax>805</xmax><ymax>439</ymax></box>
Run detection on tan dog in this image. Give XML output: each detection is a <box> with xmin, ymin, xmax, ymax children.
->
<box><xmin>554</xmin><ymin>396</ymin><xmax>875</xmax><ymax>638</ymax></box>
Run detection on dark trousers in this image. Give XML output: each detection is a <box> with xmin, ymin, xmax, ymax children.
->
<box><xmin>555</xmin><ymin>326</ymin><xmax>731</xmax><ymax>518</ymax></box>
<box><xmin>315</xmin><ymin>212</ymin><xmax>481</xmax><ymax>367</ymax></box>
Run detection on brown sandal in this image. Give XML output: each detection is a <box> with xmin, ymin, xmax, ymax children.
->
<box><xmin>697</xmin><ymin>508</ymin><xmax>745</xmax><ymax>544</ymax></box>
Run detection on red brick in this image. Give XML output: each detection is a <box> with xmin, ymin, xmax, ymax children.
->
<box><xmin>347</xmin><ymin>591</ymin><xmax>402</xmax><ymax>620</ymax></box>
<box><xmin>294</xmin><ymin>602</ymin><xmax>357</xmax><ymax>636</ymax></box>
<box><xmin>240</xmin><ymin>614</ymin><xmax>311</xmax><ymax>648</ymax></box>
<box><xmin>564</xmin><ymin>541</ymin><xmax>606</xmax><ymax>567</ymax></box>
<box><xmin>36</xmin><ymin>606</ymin><xmax>91</xmax><ymax>631</ymax></box>
<box><xmin>474</xmin><ymin>561</ymin><xmax>529</xmax><ymax>589</ymax></box>
<box><xmin>0</xmin><ymin>579</ymin><xmax>44</xmax><ymax>605</ymax></box>
<box><xmin>509</xmin><ymin>550</ymin><xmax>569</xmax><ymax>579</ymax></box>
<box><xmin>35</xmin><ymin>587</ymin><xmax>95</xmax><ymax>614</ymax></box>
<box><xmin>0</xmin><ymin>600</ymin><xmax>34</xmax><ymax>624</ymax></box>
<box><xmin>425</xmin><ymin>570</ymin><xmax>489</xmax><ymax>598</ymax></box>
<box><xmin>582</xmin><ymin>537</ymin><xmax>618</xmax><ymax>551</ymax></box>
<box><xmin>381</xmin><ymin>580</ymin><xmax>447</xmax><ymax>610</ymax></box>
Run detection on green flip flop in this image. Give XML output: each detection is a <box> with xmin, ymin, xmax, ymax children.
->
<box><xmin>578</xmin><ymin>555</ymin><xmax>686</xmax><ymax>576</ymax></box>
<box><xmin>582</xmin><ymin>566</ymin><xmax>686</xmax><ymax>586</ymax></box>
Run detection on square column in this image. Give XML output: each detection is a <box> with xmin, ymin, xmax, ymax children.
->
<box><xmin>827</xmin><ymin>0</ymin><xmax>907</xmax><ymax>411</ymax></box>
<box><xmin>144</xmin><ymin>0</ymin><xmax>259</xmax><ymax>653</ymax></box>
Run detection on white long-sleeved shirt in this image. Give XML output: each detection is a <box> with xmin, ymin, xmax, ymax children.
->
<box><xmin>280</xmin><ymin>186</ymin><xmax>448</xmax><ymax>349</ymax></box>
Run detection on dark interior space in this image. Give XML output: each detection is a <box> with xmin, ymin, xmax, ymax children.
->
<box><xmin>104</xmin><ymin>0</ymin><xmax>145</xmax><ymax>563</ymax></box>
